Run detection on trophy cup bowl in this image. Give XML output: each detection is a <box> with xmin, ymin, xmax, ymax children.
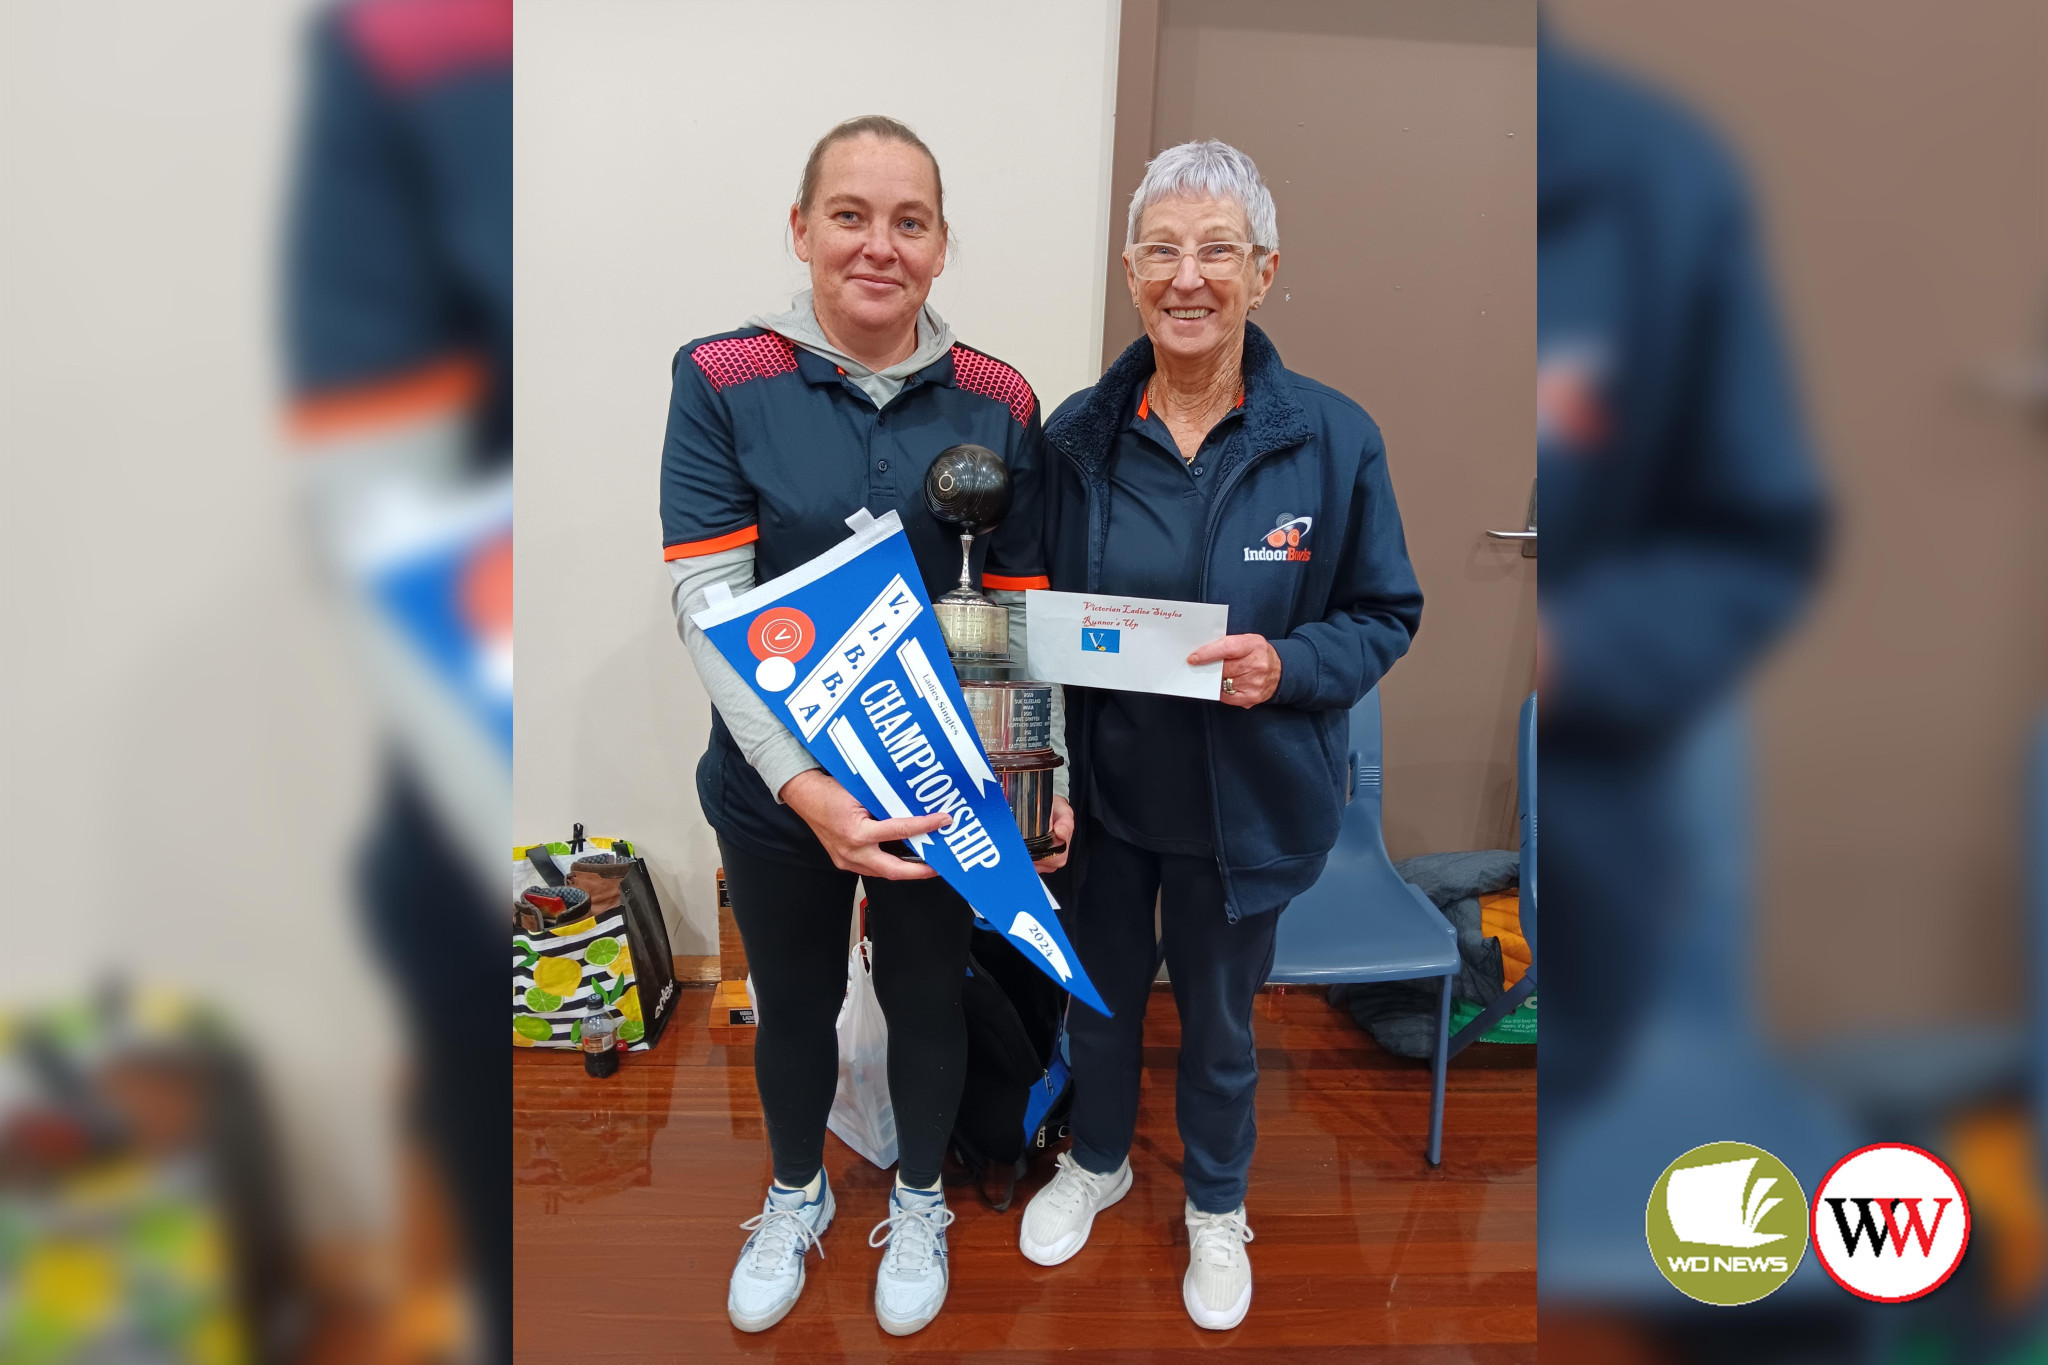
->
<box><xmin>925</xmin><ymin>444</ymin><xmax>1014</xmax><ymax>662</ymax></box>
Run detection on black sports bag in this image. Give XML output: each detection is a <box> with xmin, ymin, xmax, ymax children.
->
<box><xmin>946</xmin><ymin>924</ymin><xmax>1073</xmax><ymax>1211</ymax></box>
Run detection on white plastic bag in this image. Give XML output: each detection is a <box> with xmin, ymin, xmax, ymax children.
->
<box><xmin>826</xmin><ymin>939</ymin><xmax>897</xmax><ymax>1169</ymax></box>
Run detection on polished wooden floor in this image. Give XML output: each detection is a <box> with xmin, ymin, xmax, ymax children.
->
<box><xmin>513</xmin><ymin>981</ymin><xmax>1535</xmax><ymax>1362</ymax></box>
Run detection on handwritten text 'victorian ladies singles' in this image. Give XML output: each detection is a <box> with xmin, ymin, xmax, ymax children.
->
<box><xmin>1024</xmin><ymin>589</ymin><xmax>1228</xmax><ymax>701</ymax></box>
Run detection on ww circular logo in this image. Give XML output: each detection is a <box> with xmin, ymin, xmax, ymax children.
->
<box><xmin>1646</xmin><ymin>1141</ymin><xmax>1809</xmax><ymax>1305</ymax></box>
<box><xmin>1811</xmin><ymin>1143</ymin><xmax>1969</xmax><ymax>1303</ymax></box>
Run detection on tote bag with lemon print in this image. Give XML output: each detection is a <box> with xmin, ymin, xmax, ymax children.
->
<box><xmin>512</xmin><ymin>834</ymin><xmax>679</xmax><ymax>1052</ymax></box>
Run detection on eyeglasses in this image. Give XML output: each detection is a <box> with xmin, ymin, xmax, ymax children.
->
<box><xmin>1126</xmin><ymin>241</ymin><xmax>1265</xmax><ymax>281</ymax></box>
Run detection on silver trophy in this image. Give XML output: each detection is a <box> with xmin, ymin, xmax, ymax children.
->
<box><xmin>924</xmin><ymin>444</ymin><xmax>1064</xmax><ymax>857</ymax></box>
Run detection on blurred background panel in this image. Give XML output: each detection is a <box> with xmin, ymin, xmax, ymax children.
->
<box><xmin>0</xmin><ymin>0</ymin><xmax>394</xmax><ymax>1250</ymax></box>
<box><xmin>1545</xmin><ymin>0</ymin><xmax>2048</xmax><ymax>1041</ymax></box>
<box><xmin>1</xmin><ymin>1</ymin><xmax>509</xmax><ymax>1361</ymax></box>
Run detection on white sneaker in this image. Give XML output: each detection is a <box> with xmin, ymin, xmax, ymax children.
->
<box><xmin>1018</xmin><ymin>1150</ymin><xmax>1132</xmax><ymax>1266</ymax></box>
<box><xmin>1182</xmin><ymin>1200</ymin><xmax>1254</xmax><ymax>1330</ymax></box>
<box><xmin>869</xmin><ymin>1183</ymin><xmax>956</xmax><ymax>1336</ymax></box>
<box><xmin>726</xmin><ymin>1174</ymin><xmax>833</xmax><ymax>1333</ymax></box>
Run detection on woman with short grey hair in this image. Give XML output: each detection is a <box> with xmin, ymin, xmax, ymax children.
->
<box><xmin>1019</xmin><ymin>139</ymin><xmax>1423</xmax><ymax>1330</ymax></box>
<box><xmin>1127</xmin><ymin>137</ymin><xmax>1280</xmax><ymax>253</ymax></box>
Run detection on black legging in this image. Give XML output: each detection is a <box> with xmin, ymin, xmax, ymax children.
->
<box><xmin>718</xmin><ymin>836</ymin><xmax>974</xmax><ymax>1189</ymax></box>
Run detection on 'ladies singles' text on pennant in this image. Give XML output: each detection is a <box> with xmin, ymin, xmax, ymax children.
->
<box><xmin>692</xmin><ymin>509</ymin><xmax>1109</xmax><ymax>1017</ymax></box>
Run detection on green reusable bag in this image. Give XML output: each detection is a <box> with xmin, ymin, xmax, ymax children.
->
<box><xmin>1449</xmin><ymin>993</ymin><xmax>1537</xmax><ymax>1045</ymax></box>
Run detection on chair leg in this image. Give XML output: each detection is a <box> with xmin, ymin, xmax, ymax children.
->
<box><xmin>1447</xmin><ymin>972</ymin><xmax>1535</xmax><ymax>1061</ymax></box>
<box><xmin>1428</xmin><ymin>973</ymin><xmax>1451</xmax><ymax>1167</ymax></box>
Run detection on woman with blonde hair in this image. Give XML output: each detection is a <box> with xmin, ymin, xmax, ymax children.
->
<box><xmin>661</xmin><ymin>115</ymin><xmax>1069</xmax><ymax>1336</ymax></box>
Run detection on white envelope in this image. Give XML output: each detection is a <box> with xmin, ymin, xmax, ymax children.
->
<box><xmin>1025</xmin><ymin>590</ymin><xmax>1228</xmax><ymax>700</ymax></box>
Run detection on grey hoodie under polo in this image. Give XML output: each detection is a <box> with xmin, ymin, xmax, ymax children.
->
<box><xmin>744</xmin><ymin>288</ymin><xmax>956</xmax><ymax>407</ymax></box>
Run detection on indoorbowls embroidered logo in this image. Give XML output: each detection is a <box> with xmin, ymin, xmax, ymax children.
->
<box><xmin>1243</xmin><ymin>513</ymin><xmax>1312</xmax><ymax>562</ymax></box>
<box><xmin>1646</xmin><ymin>1142</ymin><xmax>1809</xmax><ymax>1305</ymax></box>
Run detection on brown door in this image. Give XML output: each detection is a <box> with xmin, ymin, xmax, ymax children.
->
<box><xmin>1104</xmin><ymin>0</ymin><xmax>1539</xmax><ymax>856</ymax></box>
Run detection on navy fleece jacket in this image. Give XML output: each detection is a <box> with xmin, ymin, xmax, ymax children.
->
<box><xmin>1044</xmin><ymin>324</ymin><xmax>1423</xmax><ymax>919</ymax></box>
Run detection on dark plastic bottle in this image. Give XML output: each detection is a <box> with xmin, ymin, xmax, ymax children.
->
<box><xmin>581</xmin><ymin>1011</ymin><xmax>620</xmax><ymax>1078</ymax></box>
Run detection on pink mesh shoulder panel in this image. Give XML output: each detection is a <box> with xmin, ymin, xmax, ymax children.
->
<box><xmin>691</xmin><ymin>333</ymin><xmax>798</xmax><ymax>391</ymax></box>
<box><xmin>950</xmin><ymin>345</ymin><xmax>1035</xmax><ymax>427</ymax></box>
<box><xmin>345</xmin><ymin>0</ymin><xmax>511</xmax><ymax>90</ymax></box>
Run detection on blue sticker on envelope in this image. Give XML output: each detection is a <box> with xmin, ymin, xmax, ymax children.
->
<box><xmin>1082</xmin><ymin>628</ymin><xmax>1120</xmax><ymax>654</ymax></box>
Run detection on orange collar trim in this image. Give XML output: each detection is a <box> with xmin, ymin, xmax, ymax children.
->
<box><xmin>1136</xmin><ymin>380</ymin><xmax>1244</xmax><ymax>422</ymax></box>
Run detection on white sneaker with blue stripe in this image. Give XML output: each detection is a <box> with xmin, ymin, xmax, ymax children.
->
<box><xmin>869</xmin><ymin>1182</ymin><xmax>956</xmax><ymax>1336</ymax></box>
<box><xmin>726</xmin><ymin>1173</ymin><xmax>834</xmax><ymax>1333</ymax></box>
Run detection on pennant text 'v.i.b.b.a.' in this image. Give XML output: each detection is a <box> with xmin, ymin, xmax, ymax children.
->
<box><xmin>691</xmin><ymin>509</ymin><xmax>1109</xmax><ymax>1016</ymax></box>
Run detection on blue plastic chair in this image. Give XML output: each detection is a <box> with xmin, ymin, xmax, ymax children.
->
<box><xmin>1267</xmin><ymin>685</ymin><xmax>1462</xmax><ymax>1165</ymax></box>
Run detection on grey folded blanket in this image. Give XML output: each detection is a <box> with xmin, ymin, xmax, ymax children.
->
<box><xmin>1328</xmin><ymin>849</ymin><xmax>1520</xmax><ymax>1059</ymax></box>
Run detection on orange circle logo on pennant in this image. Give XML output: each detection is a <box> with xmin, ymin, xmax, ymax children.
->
<box><xmin>749</xmin><ymin>608</ymin><xmax>815</xmax><ymax>661</ymax></box>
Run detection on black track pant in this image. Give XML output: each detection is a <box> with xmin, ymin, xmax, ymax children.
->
<box><xmin>718</xmin><ymin>836</ymin><xmax>975</xmax><ymax>1189</ymax></box>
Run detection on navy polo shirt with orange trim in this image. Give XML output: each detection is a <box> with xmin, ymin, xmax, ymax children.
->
<box><xmin>660</xmin><ymin>326</ymin><xmax>1050</xmax><ymax>863</ymax></box>
<box><xmin>1090</xmin><ymin>378</ymin><xmax>1243</xmax><ymax>858</ymax></box>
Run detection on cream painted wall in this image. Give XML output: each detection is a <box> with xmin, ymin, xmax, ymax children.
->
<box><xmin>513</xmin><ymin>1</ymin><xmax>1124</xmax><ymax>952</ymax></box>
